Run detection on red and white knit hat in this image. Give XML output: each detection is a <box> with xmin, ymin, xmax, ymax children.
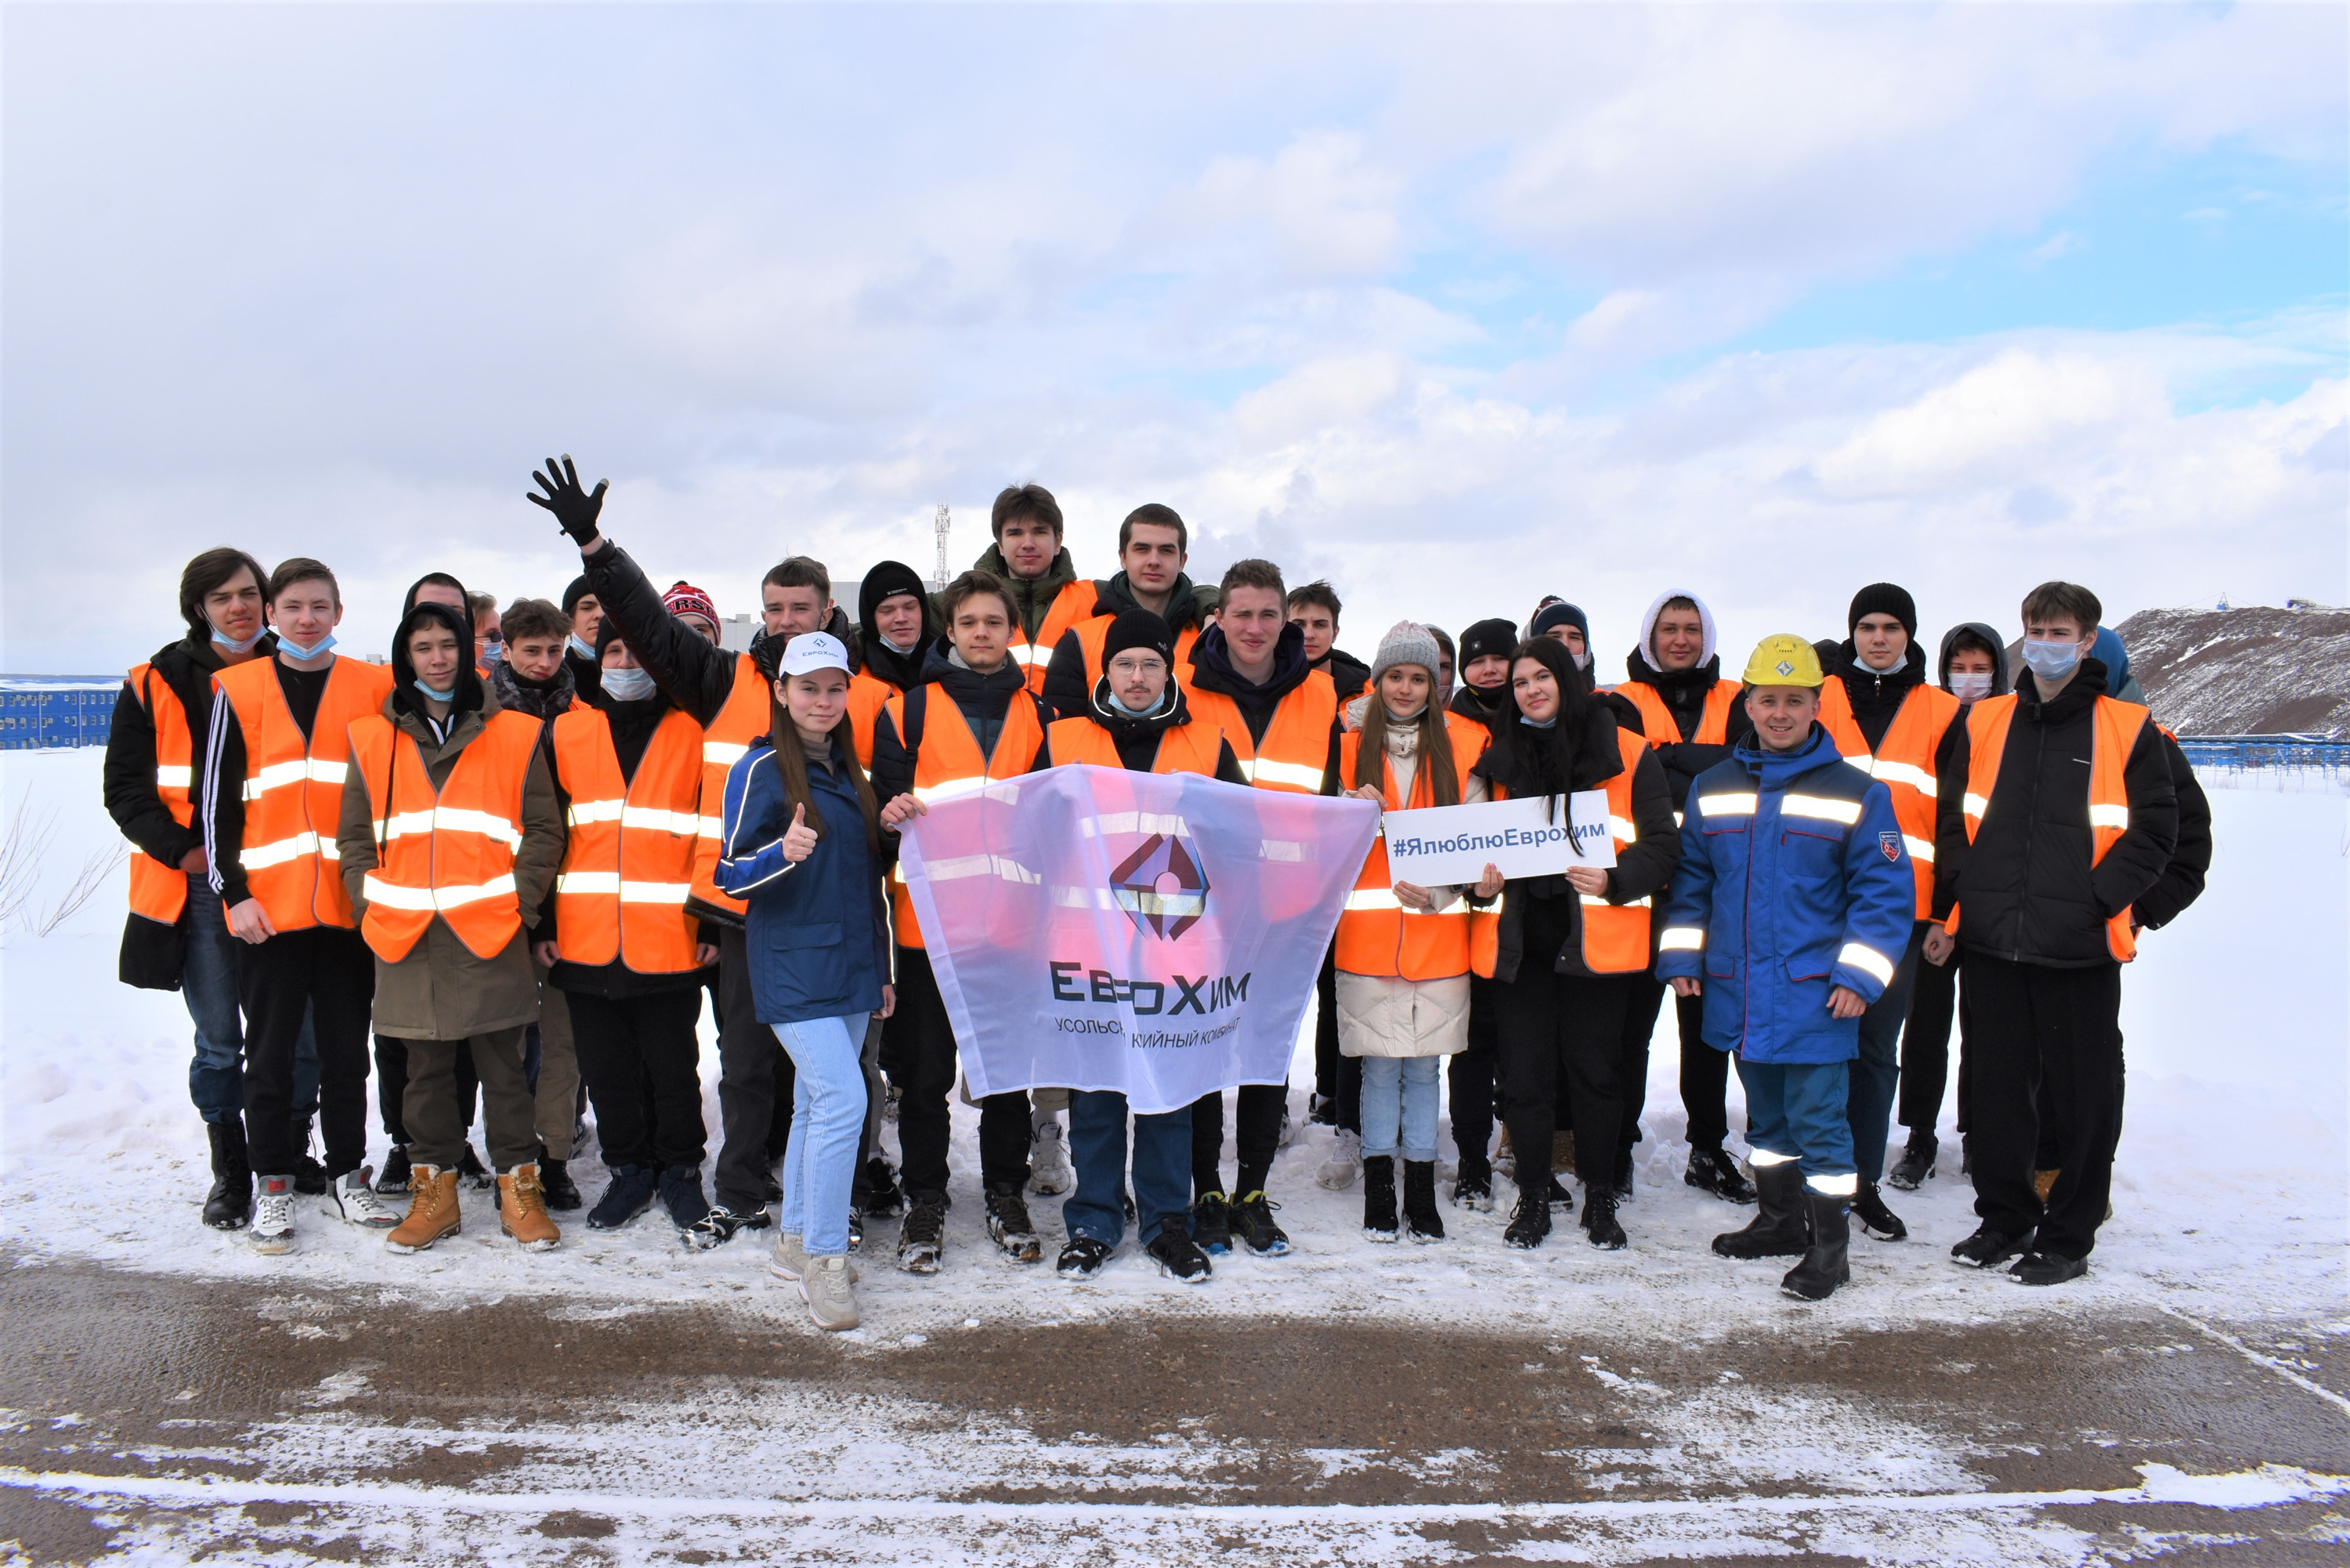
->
<box><xmin>663</xmin><ymin>581</ymin><xmax>719</xmax><ymax>630</ymax></box>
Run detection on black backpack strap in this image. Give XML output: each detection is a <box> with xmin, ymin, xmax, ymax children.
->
<box><xmin>902</xmin><ymin>684</ymin><xmax>927</xmax><ymax>758</ymax></box>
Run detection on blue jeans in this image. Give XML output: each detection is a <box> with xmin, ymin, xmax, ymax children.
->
<box><xmin>774</xmin><ymin>1013</ymin><xmax>869</xmax><ymax>1259</ymax></box>
<box><xmin>1359</xmin><ymin>1056</ymin><xmax>1441</xmax><ymax>1162</ymax></box>
<box><xmin>1848</xmin><ymin>921</ymin><xmax>1925</xmax><ymax>1183</ymax></box>
<box><xmin>181</xmin><ymin>878</ymin><xmax>317</xmax><ymax>1124</ymax></box>
<box><xmin>1064</xmin><ymin>1090</ymin><xmax>1191</xmax><ymax>1248</ymax></box>
<box><xmin>1735</xmin><ymin>1055</ymin><xmax>1854</xmax><ymax>1186</ymax></box>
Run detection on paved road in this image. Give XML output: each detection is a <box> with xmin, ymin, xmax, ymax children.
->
<box><xmin>3</xmin><ymin>1255</ymin><xmax>2345</xmax><ymax>1564</ymax></box>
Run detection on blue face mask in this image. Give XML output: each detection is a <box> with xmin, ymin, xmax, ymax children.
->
<box><xmin>278</xmin><ymin>632</ymin><xmax>337</xmax><ymax>662</ymax></box>
<box><xmin>479</xmin><ymin>638</ymin><xmax>504</xmax><ymax>663</ymax></box>
<box><xmin>414</xmin><ymin>678</ymin><xmax>457</xmax><ymax>703</ymax></box>
<box><xmin>208</xmin><ymin>623</ymin><xmax>263</xmax><ymax>655</ymax></box>
<box><xmin>2020</xmin><ymin>638</ymin><xmax>2081</xmax><ymax>682</ymax></box>
<box><xmin>568</xmin><ymin>634</ymin><xmax>598</xmax><ymax>661</ymax></box>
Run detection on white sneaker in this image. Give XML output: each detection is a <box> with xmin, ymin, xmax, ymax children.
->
<box><xmin>1316</xmin><ymin>1129</ymin><xmax>1362</xmax><ymax>1190</ymax></box>
<box><xmin>771</xmin><ymin>1231</ymin><xmax>859</xmax><ymax>1283</ymax></box>
<box><xmin>251</xmin><ymin>1175</ymin><xmax>295</xmax><ymax>1253</ymax></box>
<box><xmin>329</xmin><ymin>1170</ymin><xmax>400</xmax><ymax>1230</ymax></box>
<box><xmin>801</xmin><ymin>1254</ymin><xmax>860</xmax><ymax>1331</ymax></box>
<box><xmin>1028</xmin><ymin>1119</ymin><xmax>1074</xmax><ymax>1197</ymax></box>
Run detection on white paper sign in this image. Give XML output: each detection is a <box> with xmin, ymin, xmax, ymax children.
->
<box><xmin>1381</xmin><ymin>792</ymin><xmax>1617</xmax><ymax>886</ymax></box>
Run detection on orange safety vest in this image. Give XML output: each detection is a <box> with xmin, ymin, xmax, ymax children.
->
<box><xmin>1470</xmin><ymin>728</ymin><xmax>1651</xmax><ymax>978</ymax></box>
<box><xmin>1333</xmin><ymin>711</ymin><xmax>1489</xmax><ymax>981</ymax></box>
<box><xmin>1181</xmin><ymin>669</ymin><xmax>1338</xmax><ymax>793</ymax></box>
<box><xmin>1063</xmin><ymin>612</ymin><xmax>1204</xmax><ymax>706</ymax></box>
<box><xmin>883</xmin><ymin>682</ymin><xmax>1049</xmax><ymax>948</ymax></box>
<box><xmin>213</xmin><ymin>656</ymin><xmax>395</xmax><ymax>932</ymax></box>
<box><xmin>847</xmin><ymin>670</ymin><xmax>897</xmax><ymax>766</ymax></box>
<box><xmin>1009</xmin><ymin>580</ymin><xmax>1101</xmax><ymax>693</ymax></box>
<box><xmin>1045</xmin><ymin>714</ymin><xmax>1226</xmax><ymax>776</ymax></box>
<box><xmin>1818</xmin><ymin>676</ymin><xmax>1960</xmax><ymax>919</ymax></box>
<box><xmin>549</xmin><ymin>704</ymin><xmax>707</xmax><ymax>973</ymax></box>
<box><xmin>124</xmin><ymin>662</ymin><xmax>197</xmax><ymax>925</ymax></box>
<box><xmin>348</xmin><ymin>710</ymin><xmax>542</xmax><ymax>963</ymax></box>
<box><xmin>1614</xmin><ymin>677</ymin><xmax>1739</xmax><ymax>748</ymax></box>
<box><xmin>688</xmin><ymin>653</ymin><xmax>769</xmax><ymax>922</ymax></box>
<box><xmin>1949</xmin><ymin>692</ymin><xmax>2149</xmax><ymax>963</ymax></box>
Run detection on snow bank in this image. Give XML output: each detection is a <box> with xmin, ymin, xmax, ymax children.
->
<box><xmin>2</xmin><ymin>750</ymin><xmax>2342</xmax><ymax>1341</ymax></box>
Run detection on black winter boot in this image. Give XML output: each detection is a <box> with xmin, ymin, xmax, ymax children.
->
<box><xmin>1503</xmin><ymin>1188</ymin><xmax>1550</xmax><ymax>1248</ymax></box>
<box><xmin>1361</xmin><ymin>1155</ymin><xmax>1399</xmax><ymax>1241</ymax></box>
<box><xmin>289</xmin><ymin>1117</ymin><xmax>328</xmax><ymax>1195</ymax></box>
<box><xmin>1850</xmin><ymin>1181</ymin><xmax>1907</xmax><ymax>1241</ymax></box>
<box><xmin>1711</xmin><ymin>1163</ymin><xmax>1809</xmax><ymax>1259</ymax></box>
<box><xmin>1401</xmin><ymin>1161</ymin><xmax>1444</xmax><ymax>1243</ymax></box>
<box><xmin>537</xmin><ymin>1151</ymin><xmax>582</xmax><ymax>1211</ymax></box>
<box><xmin>1685</xmin><ymin>1145</ymin><xmax>1756</xmax><ymax>1204</ymax></box>
<box><xmin>1885</xmin><ymin>1133</ymin><xmax>1937</xmax><ymax>1191</ymax></box>
<box><xmin>202</xmin><ymin>1120</ymin><xmax>252</xmax><ymax>1230</ymax></box>
<box><xmin>1781</xmin><ymin>1188</ymin><xmax>1853</xmax><ymax>1300</ymax></box>
<box><xmin>1452</xmin><ymin>1151</ymin><xmax>1494</xmax><ymax>1211</ymax></box>
<box><xmin>373</xmin><ymin>1145</ymin><xmax>413</xmax><ymax>1194</ymax></box>
<box><xmin>1582</xmin><ymin>1187</ymin><xmax>1626</xmax><ymax>1250</ymax></box>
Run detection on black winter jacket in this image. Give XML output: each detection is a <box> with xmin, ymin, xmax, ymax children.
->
<box><xmin>1614</xmin><ymin>650</ymin><xmax>1753</xmax><ymax>811</ymax></box>
<box><xmin>2135</xmin><ymin>728</ymin><xmax>2212</xmax><ymax>932</ymax></box>
<box><xmin>1063</xmin><ymin>681</ymin><xmax>1251</xmax><ymax>783</ymax></box>
<box><xmin>583</xmin><ymin>538</ymin><xmax>854</xmax><ymax>725</ymax></box>
<box><xmin>1321</xmin><ymin>648</ymin><xmax>1372</xmax><ymax>704</ymax></box>
<box><xmin>1932</xmin><ymin>660</ymin><xmax>2179</xmax><ymax>966</ymax></box>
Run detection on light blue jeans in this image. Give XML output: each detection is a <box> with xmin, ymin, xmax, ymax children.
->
<box><xmin>774</xmin><ymin>1013</ymin><xmax>869</xmax><ymax>1259</ymax></box>
<box><xmin>1359</xmin><ymin>1056</ymin><xmax>1442</xmax><ymax>1162</ymax></box>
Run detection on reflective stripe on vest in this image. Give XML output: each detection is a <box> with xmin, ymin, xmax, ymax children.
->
<box><xmin>1333</xmin><ymin>710</ymin><xmax>1489</xmax><ymax>981</ymax></box>
<box><xmin>1950</xmin><ymin>691</ymin><xmax>2148</xmax><ymax>963</ymax></box>
<box><xmin>1615</xmin><ymin>677</ymin><xmax>1737</xmax><ymax>749</ymax></box>
<box><xmin>125</xmin><ymin>663</ymin><xmax>197</xmax><ymax>926</ymax></box>
<box><xmin>1045</xmin><ymin>714</ymin><xmax>1226</xmax><ymax>777</ymax></box>
<box><xmin>882</xmin><ymin>684</ymin><xmax>1048</xmax><ymax>949</ymax></box>
<box><xmin>1471</xmin><ymin>728</ymin><xmax>1652</xmax><ymax>978</ymax></box>
<box><xmin>1180</xmin><ymin>668</ymin><xmax>1338</xmax><ymax>796</ymax></box>
<box><xmin>213</xmin><ymin>656</ymin><xmax>393</xmax><ymax>932</ymax></box>
<box><xmin>550</xmin><ymin>704</ymin><xmax>707</xmax><ymax>973</ymax></box>
<box><xmin>349</xmin><ymin>709</ymin><xmax>541</xmax><ymax>963</ymax></box>
<box><xmin>1817</xmin><ymin>676</ymin><xmax>1959</xmax><ymax>918</ymax></box>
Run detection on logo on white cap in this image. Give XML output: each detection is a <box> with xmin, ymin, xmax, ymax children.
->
<box><xmin>779</xmin><ymin>631</ymin><xmax>851</xmax><ymax>677</ymax></box>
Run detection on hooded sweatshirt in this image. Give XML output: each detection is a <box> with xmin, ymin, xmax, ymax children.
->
<box><xmin>856</xmin><ymin>559</ymin><xmax>938</xmax><ymax>692</ymax></box>
<box><xmin>1616</xmin><ymin>589</ymin><xmax>1752</xmax><ymax>809</ymax></box>
<box><xmin>1936</xmin><ymin>622</ymin><xmax>2012</xmax><ymax>703</ymax></box>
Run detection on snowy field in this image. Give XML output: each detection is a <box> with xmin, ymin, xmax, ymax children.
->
<box><xmin>2</xmin><ymin>746</ymin><xmax>2342</xmax><ymax>1340</ymax></box>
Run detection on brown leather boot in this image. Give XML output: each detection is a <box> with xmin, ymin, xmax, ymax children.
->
<box><xmin>499</xmin><ymin>1163</ymin><xmax>561</xmax><ymax>1252</ymax></box>
<box><xmin>385</xmin><ymin>1166</ymin><xmax>461</xmax><ymax>1254</ymax></box>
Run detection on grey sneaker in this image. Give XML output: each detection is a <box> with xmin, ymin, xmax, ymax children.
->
<box><xmin>770</xmin><ymin>1231</ymin><xmax>859</xmax><ymax>1284</ymax></box>
<box><xmin>801</xmin><ymin>1254</ymin><xmax>860</xmax><ymax>1331</ymax></box>
<box><xmin>1316</xmin><ymin>1129</ymin><xmax>1362</xmax><ymax>1190</ymax></box>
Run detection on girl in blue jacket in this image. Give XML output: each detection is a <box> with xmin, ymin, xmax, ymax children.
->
<box><xmin>716</xmin><ymin>632</ymin><xmax>920</xmax><ymax>1331</ymax></box>
<box><xmin>1656</xmin><ymin>634</ymin><xmax>1914</xmax><ymax>1302</ymax></box>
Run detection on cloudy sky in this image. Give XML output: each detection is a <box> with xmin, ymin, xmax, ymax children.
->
<box><xmin>5</xmin><ymin>4</ymin><xmax>2343</xmax><ymax>675</ymax></box>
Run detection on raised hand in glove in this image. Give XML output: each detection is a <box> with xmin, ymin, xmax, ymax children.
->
<box><xmin>526</xmin><ymin>454</ymin><xmax>609</xmax><ymax>546</ymax></box>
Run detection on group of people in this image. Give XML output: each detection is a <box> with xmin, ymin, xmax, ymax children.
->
<box><xmin>103</xmin><ymin>455</ymin><xmax>2211</xmax><ymax>1330</ymax></box>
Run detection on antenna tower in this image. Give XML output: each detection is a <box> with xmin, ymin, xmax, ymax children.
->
<box><xmin>932</xmin><ymin>504</ymin><xmax>952</xmax><ymax>591</ymax></box>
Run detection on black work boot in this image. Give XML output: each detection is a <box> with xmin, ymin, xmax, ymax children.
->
<box><xmin>202</xmin><ymin>1119</ymin><xmax>252</xmax><ymax>1230</ymax></box>
<box><xmin>1781</xmin><ymin>1187</ymin><xmax>1853</xmax><ymax>1301</ymax></box>
<box><xmin>1850</xmin><ymin>1180</ymin><xmax>1907</xmax><ymax>1241</ymax></box>
<box><xmin>1361</xmin><ymin>1155</ymin><xmax>1399</xmax><ymax>1241</ymax></box>
<box><xmin>1401</xmin><ymin>1160</ymin><xmax>1444</xmax><ymax>1242</ymax></box>
<box><xmin>1885</xmin><ymin>1133</ymin><xmax>1937</xmax><ymax>1191</ymax></box>
<box><xmin>289</xmin><ymin>1116</ymin><xmax>328</xmax><ymax>1195</ymax></box>
<box><xmin>1711</xmin><ymin>1162</ymin><xmax>1809</xmax><ymax>1259</ymax></box>
<box><xmin>1684</xmin><ymin>1145</ymin><xmax>1756</xmax><ymax>1204</ymax></box>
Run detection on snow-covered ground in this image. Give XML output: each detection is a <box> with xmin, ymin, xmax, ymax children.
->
<box><xmin>2</xmin><ymin>748</ymin><xmax>2343</xmax><ymax>1341</ymax></box>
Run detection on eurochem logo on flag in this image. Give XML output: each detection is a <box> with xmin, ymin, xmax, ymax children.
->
<box><xmin>897</xmin><ymin>764</ymin><xmax>1379</xmax><ymax>1115</ymax></box>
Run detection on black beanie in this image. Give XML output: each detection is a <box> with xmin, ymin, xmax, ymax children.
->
<box><xmin>1459</xmin><ymin>617</ymin><xmax>1517</xmax><ymax>667</ymax></box>
<box><xmin>1848</xmin><ymin>583</ymin><xmax>1918</xmax><ymax>638</ymax></box>
<box><xmin>859</xmin><ymin>559</ymin><xmax>930</xmax><ymax>636</ymax></box>
<box><xmin>595</xmin><ymin>614</ymin><xmax>631</xmax><ymax>659</ymax></box>
<box><xmin>1101</xmin><ymin>607</ymin><xmax>1174</xmax><ymax>667</ymax></box>
<box><xmin>1529</xmin><ymin>600</ymin><xmax>1589</xmax><ymax>642</ymax></box>
<box><xmin>562</xmin><ymin>575</ymin><xmax>592</xmax><ymax>617</ymax></box>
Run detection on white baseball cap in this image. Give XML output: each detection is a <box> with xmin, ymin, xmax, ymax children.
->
<box><xmin>778</xmin><ymin>631</ymin><xmax>851</xmax><ymax>677</ymax></box>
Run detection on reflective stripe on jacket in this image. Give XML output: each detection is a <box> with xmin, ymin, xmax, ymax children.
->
<box><xmin>124</xmin><ymin>662</ymin><xmax>196</xmax><ymax>926</ymax></box>
<box><xmin>212</xmin><ymin>656</ymin><xmax>395</xmax><ymax>932</ymax></box>
<box><xmin>880</xmin><ymin>684</ymin><xmax>1049</xmax><ymax>949</ymax></box>
<box><xmin>349</xmin><ymin>709</ymin><xmax>541</xmax><ymax>963</ymax></box>
<box><xmin>549</xmin><ymin>704</ymin><xmax>707</xmax><ymax>973</ymax></box>
<box><xmin>1818</xmin><ymin>676</ymin><xmax>1958</xmax><ymax>918</ymax></box>
<box><xmin>1334</xmin><ymin>712</ymin><xmax>1489</xmax><ymax>981</ymax></box>
<box><xmin>1950</xmin><ymin>692</ymin><xmax>2149</xmax><ymax>963</ymax></box>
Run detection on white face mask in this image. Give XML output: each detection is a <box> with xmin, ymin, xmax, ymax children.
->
<box><xmin>208</xmin><ymin>622</ymin><xmax>263</xmax><ymax>655</ymax></box>
<box><xmin>1948</xmin><ymin>671</ymin><xmax>1993</xmax><ymax>703</ymax></box>
<box><xmin>278</xmin><ymin>632</ymin><xmax>337</xmax><ymax>662</ymax></box>
<box><xmin>600</xmin><ymin>667</ymin><xmax>656</xmax><ymax>702</ymax></box>
<box><xmin>568</xmin><ymin>634</ymin><xmax>598</xmax><ymax>660</ymax></box>
<box><xmin>414</xmin><ymin>678</ymin><xmax>457</xmax><ymax>703</ymax></box>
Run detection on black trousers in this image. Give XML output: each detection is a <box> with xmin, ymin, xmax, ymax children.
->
<box><xmin>1189</xmin><ymin>1083</ymin><xmax>1285</xmax><ymax>1198</ymax></box>
<box><xmin>1614</xmin><ymin>974</ymin><xmax>1668</xmax><ymax>1159</ymax></box>
<box><xmin>375</xmin><ymin>1035</ymin><xmax>476</xmax><ymax>1146</ymax></box>
<box><xmin>1447</xmin><ymin>975</ymin><xmax>1502</xmax><ymax>1161</ymax></box>
<box><xmin>1313</xmin><ymin>941</ymin><xmax>1339</xmax><ymax>1100</ymax></box>
<box><xmin>1676</xmin><ymin>990</ymin><xmax>1730</xmax><ymax>1151</ymax></box>
<box><xmin>1898</xmin><ymin>945</ymin><xmax>1972</xmax><ymax>1135</ymax></box>
<box><xmin>882</xmin><ymin>945</ymin><xmax>1029</xmax><ymax>1197</ymax></box>
<box><xmin>712</xmin><ymin>925</ymin><xmax>798</xmax><ymax>1212</ymax></box>
<box><xmin>569</xmin><ymin>988</ymin><xmax>707</xmax><ymax>1172</ymax></box>
<box><xmin>1963</xmin><ymin>952</ymin><xmax>2124</xmax><ymax>1260</ymax></box>
<box><xmin>237</xmin><ymin>925</ymin><xmax>375</xmax><ymax>1179</ymax></box>
<box><xmin>1491</xmin><ymin>902</ymin><xmax>1643</xmax><ymax>1188</ymax></box>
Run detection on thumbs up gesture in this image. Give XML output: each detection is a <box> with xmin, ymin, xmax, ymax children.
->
<box><xmin>781</xmin><ymin>802</ymin><xmax>819</xmax><ymax>863</ymax></box>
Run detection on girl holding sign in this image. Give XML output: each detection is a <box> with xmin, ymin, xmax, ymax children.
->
<box><xmin>1470</xmin><ymin>637</ymin><xmax>1679</xmax><ymax>1252</ymax></box>
<box><xmin>715</xmin><ymin>632</ymin><xmax>909</xmax><ymax>1331</ymax></box>
<box><xmin>1333</xmin><ymin>623</ymin><xmax>1496</xmax><ymax>1245</ymax></box>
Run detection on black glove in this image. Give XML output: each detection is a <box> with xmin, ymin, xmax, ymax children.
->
<box><xmin>526</xmin><ymin>454</ymin><xmax>608</xmax><ymax>544</ymax></box>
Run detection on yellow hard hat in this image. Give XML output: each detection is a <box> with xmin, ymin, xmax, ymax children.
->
<box><xmin>1742</xmin><ymin>633</ymin><xmax>1824</xmax><ymax>688</ymax></box>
